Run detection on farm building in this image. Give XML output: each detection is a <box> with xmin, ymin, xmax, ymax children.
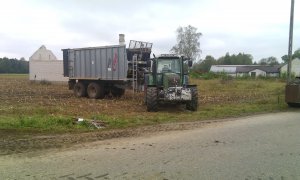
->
<box><xmin>280</xmin><ymin>58</ymin><xmax>300</xmax><ymax>77</ymax></box>
<box><xmin>236</xmin><ymin>65</ymin><xmax>281</xmax><ymax>77</ymax></box>
<box><xmin>29</xmin><ymin>45</ymin><xmax>68</xmax><ymax>82</ymax></box>
<box><xmin>209</xmin><ymin>65</ymin><xmax>237</xmax><ymax>76</ymax></box>
<box><xmin>210</xmin><ymin>65</ymin><xmax>281</xmax><ymax>77</ymax></box>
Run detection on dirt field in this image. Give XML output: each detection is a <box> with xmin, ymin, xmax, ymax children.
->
<box><xmin>0</xmin><ymin>119</ymin><xmax>237</xmax><ymax>155</ymax></box>
<box><xmin>0</xmin><ymin>74</ymin><xmax>288</xmax><ymax>155</ymax></box>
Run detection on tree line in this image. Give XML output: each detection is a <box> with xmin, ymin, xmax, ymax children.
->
<box><xmin>193</xmin><ymin>49</ymin><xmax>300</xmax><ymax>73</ymax></box>
<box><xmin>0</xmin><ymin>57</ymin><xmax>29</xmax><ymax>74</ymax></box>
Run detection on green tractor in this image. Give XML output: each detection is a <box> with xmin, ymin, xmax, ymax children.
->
<box><xmin>144</xmin><ymin>54</ymin><xmax>198</xmax><ymax>112</ymax></box>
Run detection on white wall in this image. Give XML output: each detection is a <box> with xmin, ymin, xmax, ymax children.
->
<box><xmin>237</xmin><ymin>72</ymin><xmax>279</xmax><ymax>77</ymax></box>
<box><xmin>29</xmin><ymin>60</ymin><xmax>68</xmax><ymax>82</ymax></box>
<box><xmin>267</xmin><ymin>73</ymin><xmax>279</xmax><ymax>77</ymax></box>
<box><xmin>280</xmin><ymin>58</ymin><xmax>300</xmax><ymax>77</ymax></box>
<box><xmin>236</xmin><ymin>73</ymin><xmax>248</xmax><ymax>77</ymax></box>
<box><xmin>249</xmin><ymin>69</ymin><xmax>266</xmax><ymax>77</ymax></box>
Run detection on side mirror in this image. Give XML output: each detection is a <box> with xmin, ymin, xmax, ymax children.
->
<box><xmin>188</xmin><ymin>60</ymin><xmax>193</xmax><ymax>67</ymax></box>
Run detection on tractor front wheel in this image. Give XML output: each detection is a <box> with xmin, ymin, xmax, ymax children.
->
<box><xmin>186</xmin><ymin>87</ymin><xmax>198</xmax><ymax>111</ymax></box>
<box><xmin>146</xmin><ymin>87</ymin><xmax>158</xmax><ymax>112</ymax></box>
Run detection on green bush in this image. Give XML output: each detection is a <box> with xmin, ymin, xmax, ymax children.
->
<box><xmin>189</xmin><ymin>71</ymin><xmax>202</xmax><ymax>79</ymax></box>
<box><xmin>280</xmin><ymin>72</ymin><xmax>297</xmax><ymax>80</ymax></box>
<box><xmin>236</xmin><ymin>74</ymin><xmax>250</xmax><ymax>80</ymax></box>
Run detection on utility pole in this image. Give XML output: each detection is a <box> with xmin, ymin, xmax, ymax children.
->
<box><xmin>287</xmin><ymin>0</ymin><xmax>295</xmax><ymax>83</ymax></box>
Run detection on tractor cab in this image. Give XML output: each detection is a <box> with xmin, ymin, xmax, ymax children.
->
<box><xmin>155</xmin><ymin>55</ymin><xmax>183</xmax><ymax>88</ymax></box>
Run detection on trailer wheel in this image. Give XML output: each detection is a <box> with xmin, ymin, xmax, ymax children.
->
<box><xmin>87</xmin><ymin>82</ymin><xmax>104</xmax><ymax>99</ymax></box>
<box><xmin>146</xmin><ymin>87</ymin><xmax>158</xmax><ymax>112</ymax></box>
<box><xmin>186</xmin><ymin>87</ymin><xmax>198</xmax><ymax>111</ymax></box>
<box><xmin>74</xmin><ymin>82</ymin><xmax>86</xmax><ymax>97</ymax></box>
<box><xmin>111</xmin><ymin>87</ymin><xmax>125</xmax><ymax>98</ymax></box>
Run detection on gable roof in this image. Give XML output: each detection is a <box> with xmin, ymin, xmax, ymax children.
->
<box><xmin>29</xmin><ymin>45</ymin><xmax>57</xmax><ymax>61</ymax></box>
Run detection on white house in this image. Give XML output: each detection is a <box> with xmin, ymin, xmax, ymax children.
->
<box><xmin>280</xmin><ymin>58</ymin><xmax>300</xmax><ymax>77</ymax></box>
<box><xmin>29</xmin><ymin>45</ymin><xmax>68</xmax><ymax>82</ymax></box>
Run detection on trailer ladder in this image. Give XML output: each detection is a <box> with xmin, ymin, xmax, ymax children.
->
<box><xmin>132</xmin><ymin>54</ymin><xmax>138</xmax><ymax>93</ymax></box>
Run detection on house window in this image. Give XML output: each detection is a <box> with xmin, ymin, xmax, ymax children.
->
<box><xmin>251</xmin><ymin>72</ymin><xmax>256</xmax><ymax>77</ymax></box>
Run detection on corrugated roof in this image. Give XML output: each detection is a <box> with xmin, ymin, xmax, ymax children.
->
<box><xmin>236</xmin><ymin>65</ymin><xmax>280</xmax><ymax>73</ymax></box>
<box><xmin>210</xmin><ymin>65</ymin><xmax>237</xmax><ymax>73</ymax></box>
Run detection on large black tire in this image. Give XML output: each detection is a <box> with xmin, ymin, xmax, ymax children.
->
<box><xmin>104</xmin><ymin>89</ymin><xmax>110</xmax><ymax>96</ymax></box>
<box><xmin>186</xmin><ymin>87</ymin><xmax>198</xmax><ymax>111</ymax></box>
<box><xmin>144</xmin><ymin>75</ymin><xmax>149</xmax><ymax>105</ymax></box>
<box><xmin>74</xmin><ymin>82</ymin><xmax>86</xmax><ymax>97</ymax></box>
<box><xmin>146</xmin><ymin>87</ymin><xmax>158</xmax><ymax>112</ymax></box>
<box><xmin>144</xmin><ymin>85</ymin><xmax>147</xmax><ymax>105</ymax></box>
<box><xmin>111</xmin><ymin>87</ymin><xmax>125</xmax><ymax>98</ymax></box>
<box><xmin>287</xmin><ymin>103</ymin><xmax>300</xmax><ymax>107</ymax></box>
<box><xmin>87</xmin><ymin>82</ymin><xmax>104</xmax><ymax>99</ymax></box>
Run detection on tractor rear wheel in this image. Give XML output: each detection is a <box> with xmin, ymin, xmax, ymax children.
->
<box><xmin>74</xmin><ymin>82</ymin><xmax>86</xmax><ymax>97</ymax></box>
<box><xmin>144</xmin><ymin>85</ymin><xmax>147</xmax><ymax>105</ymax></box>
<box><xmin>287</xmin><ymin>103</ymin><xmax>300</xmax><ymax>107</ymax></box>
<box><xmin>87</xmin><ymin>82</ymin><xmax>104</xmax><ymax>99</ymax></box>
<box><xmin>146</xmin><ymin>87</ymin><xmax>158</xmax><ymax>112</ymax></box>
<box><xmin>186</xmin><ymin>87</ymin><xmax>198</xmax><ymax>111</ymax></box>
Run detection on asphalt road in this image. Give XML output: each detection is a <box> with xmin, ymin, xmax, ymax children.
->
<box><xmin>1</xmin><ymin>112</ymin><xmax>300</xmax><ymax>180</ymax></box>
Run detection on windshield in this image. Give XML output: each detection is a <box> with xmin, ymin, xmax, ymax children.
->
<box><xmin>157</xmin><ymin>59</ymin><xmax>181</xmax><ymax>73</ymax></box>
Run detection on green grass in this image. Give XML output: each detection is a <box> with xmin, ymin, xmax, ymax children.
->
<box><xmin>0</xmin><ymin>115</ymin><xmax>89</xmax><ymax>132</ymax></box>
<box><xmin>0</xmin><ymin>75</ymin><xmax>295</xmax><ymax>133</ymax></box>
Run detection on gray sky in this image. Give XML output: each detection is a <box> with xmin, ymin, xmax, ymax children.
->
<box><xmin>0</xmin><ymin>0</ymin><xmax>299</xmax><ymax>63</ymax></box>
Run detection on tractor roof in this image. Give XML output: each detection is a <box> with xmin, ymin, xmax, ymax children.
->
<box><xmin>157</xmin><ymin>54</ymin><xmax>180</xmax><ymax>59</ymax></box>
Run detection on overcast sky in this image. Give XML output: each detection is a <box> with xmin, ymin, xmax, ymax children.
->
<box><xmin>0</xmin><ymin>0</ymin><xmax>299</xmax><ymax>63</ymax></box>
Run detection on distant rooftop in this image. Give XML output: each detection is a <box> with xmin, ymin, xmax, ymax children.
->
<box><xmin>210</xmin><ymin>65</ymin><xmax>281</xmax><ymax>73</ymax></box>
